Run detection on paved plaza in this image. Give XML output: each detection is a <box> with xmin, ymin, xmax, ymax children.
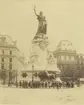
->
<box><xmin>0</xmin><ymin>85</ymin><xmax>84</xmax><ymax>105</ymax></box>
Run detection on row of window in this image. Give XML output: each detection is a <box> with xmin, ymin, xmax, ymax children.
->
<box><xmin>62</xmin><ymin>43</ymin><xmax>72</xmax><ymax>46</ymax></box>
<box><xmin>78</xmin><ymin>61</ymin><xmax>84</xmax><ymax>64</ymax></box>
<box><xmin>58</xmin><ymin>56</ymin><xmax>75</xmax><ymax>61</ymax></box>
<box><xmin>78</xmin><ymin>56</ymin><xmax>84</xmax><ymax>59</ymax></box>
<box><xmin>1</xmin><ymin>63</ymin><xmax>12</xmax><ymax>70</ymax></box>
<box><xmin>1</xmin><ymin>58</ymin><xmax>12</xmax><ymax>62</ymax></box>
<box><xmin>0</xmin><ymin>50</ymin><xmax>12</xmax><ymax>55</ymax></box>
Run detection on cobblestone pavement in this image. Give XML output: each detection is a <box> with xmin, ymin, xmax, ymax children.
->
<box><xmin>0</xmin><ymin>85</ymin><xmax>84</xmax><ymax>105</ymax></box>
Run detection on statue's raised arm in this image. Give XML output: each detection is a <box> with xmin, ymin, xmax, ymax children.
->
<box><xmin>34</xmin><ymin>6</ymin><xmax>38</xmax><ymax>16</ymax></box>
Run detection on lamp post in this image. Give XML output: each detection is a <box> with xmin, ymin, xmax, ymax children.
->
<box><xmin>30</xmin><ymin>53</ymin><xmax>37</xmax><ymax>83</ymax></box>
<box><xmin>32</xmin><ymin>64</ymin><xmax>34</xmax><ymax>82</ymax></box>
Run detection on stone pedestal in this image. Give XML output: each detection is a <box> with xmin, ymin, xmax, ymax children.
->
<box><xmin>30</xmin><ymin>33</ymin><xmax>49</xmax><ymax>71</ymax></box>
<box><xmin>29</xmin><ymin>33</ymin><xmax>61</xmax><ymax>81</ymax></box>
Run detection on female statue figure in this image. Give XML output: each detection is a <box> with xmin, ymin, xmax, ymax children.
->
<box><xmin>34</xmin><ymin>6</ymin><xmax>47</xmax><ymax>35</ymax></box>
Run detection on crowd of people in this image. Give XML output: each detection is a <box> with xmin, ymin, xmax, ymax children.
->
<box><xmin>15</xmin><ymin>80</ymin><xmax>80</xmax><ymax>89</ymax></box>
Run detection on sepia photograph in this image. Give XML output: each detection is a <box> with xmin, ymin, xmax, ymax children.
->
<box><xmin>0</xmin><ymin>0</ymin><xmax>84</xmax><ymax>105</ymax></box>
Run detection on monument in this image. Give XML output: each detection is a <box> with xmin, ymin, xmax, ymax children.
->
<box><xmin>29</xmin><ymin>6</ymin><xmax>61</xmax><ymax>81</ymax></box>
<box><xmin>30</xmin><ymin>6</ymin><xmax>48</xmax><ymax>70</ymax></box>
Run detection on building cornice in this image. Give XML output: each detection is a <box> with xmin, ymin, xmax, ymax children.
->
<box><xmin>0</xmin><ymin>45</ymin><xmax>19</xmax><ymax>51</ymax></box>
<box><xmin>54</xmin><ymin>50</ymin><xmax>76</xmax><ymax>56</ymax></box>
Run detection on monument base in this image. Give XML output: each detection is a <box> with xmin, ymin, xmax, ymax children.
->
<box><xmin>29</xmin><ymin>33</ymin><xmax>61</xmax><ymax>81</ymax></box>
<box><xmin>30</xmin><ymin>33</ymin><xmax>49</xmax><ymax>71</ymax></box>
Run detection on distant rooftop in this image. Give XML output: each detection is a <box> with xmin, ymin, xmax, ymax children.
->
<box><xmin>0</xmin><ymin>34</ymin><xmax>17</xmax><ymax>46</ymax></box>
<box><xmin>56</xmin><ymin>40</ymin><xmax>76</xmax><ymax>52</ymax></box>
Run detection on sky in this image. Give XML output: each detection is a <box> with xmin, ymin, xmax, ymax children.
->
<box><xmin>0</xmin><ymin>0</ymin><xmax>84</xmax><ymax>59</ymax></box>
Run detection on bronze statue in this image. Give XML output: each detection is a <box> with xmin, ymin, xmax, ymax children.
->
<box><xmin>34</xmin><ymin>6</ymin><xmax>47</xmax><ymax>35</ymax></box>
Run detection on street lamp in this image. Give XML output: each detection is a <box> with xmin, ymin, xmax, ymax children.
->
<box><xmin>30</xmin><ymin>53</ymin><xmax>37</xmax><ymax>82</ymax></box>
<box><xmin>32</xmin><ymin>64</ymin><xmax>34</xmax><ymax>82</ymax></box>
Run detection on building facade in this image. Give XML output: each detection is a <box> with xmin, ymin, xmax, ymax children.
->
<box><xmin>54</xmin><ymin>40</ymin><xmax>78</xmax><ymax>80</ymax></box>
<box><xmin>54</xmin><ymin>40</ymin><xmax>77</xmax><ymax>69</ymax></box>
<box><xmin>0</xmin><ymin>35</ymin><xmax>26</xmax><ymax>83</ymax></box>
<box><xmin>76</xmin><ymin>54</ymin><xmax>84</xmax><ymax>78</ymax></box>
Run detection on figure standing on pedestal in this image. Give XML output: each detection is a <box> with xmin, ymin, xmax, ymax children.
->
<box><xmin>34</xmin><ymin>6</ymin><xmax>47</xmax><ymax>36</ymax></box>
<box><xmin>33</xmin><ymin>6</ymin><xmax>48</xmax><ymax>50</ymax></box>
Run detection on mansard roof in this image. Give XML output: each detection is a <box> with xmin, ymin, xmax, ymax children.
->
<box><xmin>0</xmin><ymin>34</ymin><xmax>18</xmax><ymax>49</ymax></box>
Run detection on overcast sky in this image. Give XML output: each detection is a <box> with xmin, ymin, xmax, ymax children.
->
<box><xmin>0</xmin><ymin>0</ymin><xmax>84</xmax><ymax>59</ymax></box>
